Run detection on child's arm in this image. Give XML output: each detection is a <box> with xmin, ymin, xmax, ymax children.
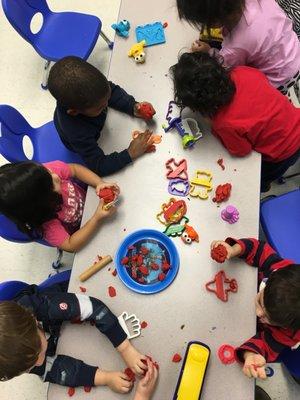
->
<box><xmin>59</xmin><ymin>199</ymin><xmax>116</xmax><ymax>252</ymax></box>
<box><xmin>212</xmin><ymin>124</ymin><xmax>252</xmax><ymax>157</ymax></box>
<box><xmin>211</xmin><ymin>238</ymin><xmax>293</xmax><ymax>277</ymax></box>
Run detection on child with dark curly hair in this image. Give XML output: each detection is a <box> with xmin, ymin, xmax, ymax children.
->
<box><xmin>171</xmin><ymin>52</ymin><xmax>300</xmax><ymax>192</ymax></box>
<box><xmin>176</xmin><ymin>0</ymin><xmax>300</xmax><ymax>98</ymax></box>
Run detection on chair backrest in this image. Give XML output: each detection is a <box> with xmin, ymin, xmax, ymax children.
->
<box><xmin>0</xmin><ymin>214</ymin><xmax>49</xmax><ymax>246</ymax></box>
<box><xmin>1</xmin><ymin>0</ymin><xmax>51</xmax><ymax>44</ymax></box>
<box><xmin>0</xmin><ymin>105</ymin><xmax>34</xmax><ymax>162</ymax></box>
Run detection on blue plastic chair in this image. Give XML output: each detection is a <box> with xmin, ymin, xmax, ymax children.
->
<box><xmin>0</xmin><ymin>269</ymin><xmax>71</xmax><ymax>301</ymax></box>
<box><xmin>280</xmin><ymin>347</ymin><xmax>300</xmax><ymax>378</ymax></box>
<box><xmin>1</xmin><ymin>0</ymin><xmax>113</xmax><ymax>88</ymax></box>
<box><xmin>260</xmin><ymin>189</ymin><xmax>300</xmax><ymax>263</ymax></box>
<box><xmin>0</xmin><ymin>104</ymin><xmax>84</xmax><ymax>164</ymax></box>
<box><xmin>0</xmin><ymin>214</ymin><xmax>63</xmax><ymax>269</ymax></box>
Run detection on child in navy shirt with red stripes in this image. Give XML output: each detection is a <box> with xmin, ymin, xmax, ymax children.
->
<box><xmin>211</xmin><ymin>238</ymin><xmax>300</xmax><ymax>380</ymax></box>
<box><xmin>171</xmin><ymin>52</ymin><xmax>300</xmax><ymax>192</ymax></box>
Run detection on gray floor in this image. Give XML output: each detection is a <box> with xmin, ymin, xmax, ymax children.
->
<box><xmin>0</xmin><ymin>0</ymin><xmax>299</xmax><ymax>399</ymax></box>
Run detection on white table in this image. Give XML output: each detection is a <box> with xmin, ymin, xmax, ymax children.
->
<box><xmin>48</xmin><ymin>0</ymin><xmax>261</xmax><ymax>398</ymax></box>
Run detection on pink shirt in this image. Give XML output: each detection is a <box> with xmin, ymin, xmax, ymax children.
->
<box><xmin>220</xmin><ymin>0</ymin><xmax>300</xmax><ymax>87</ymax></box>
<box><xmin>42</xmin><ymin>161</ymin><xmax>86</xmax><ymax>247</ymax></box>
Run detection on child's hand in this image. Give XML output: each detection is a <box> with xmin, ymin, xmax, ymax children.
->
<box><xmin>105</xmin><ymin>371</ymin><xmax>133</xmax><ymax>393</ymax></box>
<box><xmin>134</xmin><ymin>359</ymin><xmax>158</xmax><ymax>400</ymax></box>
<box><xmin>128</xmin><ymin>130</ymin><xmax>153</xmax><ymax>160</ymax></box>
<box><xmin>243</xmin><ymin>351</ymin><xmax>267</xmax><ymax>379</ymax></box>
<box><xmin>95</xmin><ymin>181</ymin><xmax>120</xmax><ymax>197</ymax></box>
<box><xmin>210</xmin><ymin>240</ymin><xmax>242</xmax><ymax>259</ymax></box>
<box><xmin>191</xmin><ymin>40</ymin><xmax>211</xmax><ymax>53</ymax></box>
<box><xmin>94</xmin><ymin>199</ymin><xmax>117</xmax><ymax>221</ymax></box>
<box><xmin>134</xmin><ymin>102</ymin><xmax>156</xmax><ymax>120</ymax></box>
<box><xmin>118</xmin><ymin>339</ymin><xmax>147</xmax><ymax>375</ymax></box>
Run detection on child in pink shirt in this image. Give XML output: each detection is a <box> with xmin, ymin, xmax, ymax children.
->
<box><xmin>177</xmin><ymin>0</ymin><xmax>300</xmax><ymax>98</ymax></box>
<box><xmin>0</xmin><ymin>160</ymin><xmax>118</xmax><ymax>251</ymax></box>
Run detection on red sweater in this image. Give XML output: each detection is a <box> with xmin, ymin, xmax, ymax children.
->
<box><xmin>226</xmin><ymin>237</ymin><xmax>300</xmax><ymax>363</ymax></box>
<box><xmin>212</xmin><ymin>67</ymin><xmax>300</xmax><ymax>162</ymax></box>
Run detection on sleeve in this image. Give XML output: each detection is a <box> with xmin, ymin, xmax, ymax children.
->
<box><xmin>219</xmin><ymin>45</ymin><xmax>248</xmax><ymax>68</ymax></box>
<box><xmin>235</xmin><ymin>327</ymin><xmax>297</xmax><ymax>363</ymax></box>
<box><xmin>212</xmin><ymin>124</ymin><xmax>252</xmax><ymax>157</ymax></box>
<box><xmin>30</xmin><ymin>354</ymin><xmax>98</xmax><ymax>387</ymax></box>
<box><xmin>108</xmin><ymin>81</ymin><xmax>136</xmax><ymax>115</ymax></box>
<box><xmin>225</xmin><ymin>237</ymin><xmax>294</xmax><ymax>278</ymax></box>
<box><xmin>65</xmin><ymin>133</ymin><xmax>132</xmax><ymax>177</ymax></box>
<box><xmin>21</xmin><ymin>291</ymin><xmax>127</xmax><ymax>348</ymax></box>
<box><xmin>42</xmin><ymin>219</ymin><xmax>70</xmax><ymax>248</ymax></box>
<box><xmin>43</xmin><ymin>160</ymin><xmax>72</xmax><ymax>180</ymax></box>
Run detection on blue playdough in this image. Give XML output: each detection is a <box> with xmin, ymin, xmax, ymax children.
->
<box><xmin>135</xmin><ymin>22</ymin><xmax>166</xmax><ymax>46</ymax></box>
<box><xmin>111</xmin><ymin>20</ymin><xmax>130</xmax><ymax>38</ymax></box>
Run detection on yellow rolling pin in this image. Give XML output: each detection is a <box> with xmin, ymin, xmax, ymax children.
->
<box><xmin>79</xmin><ymin>255</ymin><xmax>112</xmax><ymax>282</ymax></box>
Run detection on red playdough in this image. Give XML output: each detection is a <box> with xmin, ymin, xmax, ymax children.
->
<box><xmin>108</xmin><ymin>286</ymin><xmax>117</xmax><ymax>297</ymax></box>
<box><xmin>124</xmin><ymin>368</ymin><xmax>136</xmax><ymax>382</ymax></box>
<box><xmin>112</xmin><ymin>269</ymin><xmax>117</xmax><ymax>276</ymax></box>
<box><xmin>141</xmin><ymin>321</ymin><xmax>148</xmax><ymax>329</ymax></box>
<box><xmin>150</xmin><ymin>262</ymin><xmax>159</xmax><ymax>271</ymax></box>
<box><xmin>172</xmin><ymin>353</ymin><xmax>182</xmax><ymax>363</ymax></box>
<box><xmin>158</xmin><ymin>272</ymin><xmax>166</xmax><ymax>281</ymax></box>
<box><xmin>84</xmin><ymin>386</ymin><xmax>92</xmax><ymax>392</ymax></box>
<box><xmin>68</xmin><ymin>387</ymin><xmax>75</xmax><ymax>397</ymax></box>
<box><xmin>211</xmin><ymin>244</ymin><xmax>228</xmax><ymax>263</ymax></box>
<box><xmin>139</xmin><ymin>265</ymin><xmax>149</xmax><ymax>276</ymax></box>
<box><xmin>79</xmin><ymin>286</ymin><xmax>87</xmax><ymax>293</ymax></box>
<box><xmin>121</xmin><ymin>257</ymin><xmax>129</xmax><ymax>265</ymax></box>
<box><xmin>99</xmin><ymin>188</ymin><xmax>115</xmax><ymax>203</ymax></box>
<box><xmin>212</xmin><ymin>183</ymin><xmax>232</xmax><ymax>203</ymax></box>
<box><xmin>162</xmin><ymin>261</ymin><xmax>170</xmax><ymax>272</ymax></box>
<box><xmin>140</xmin><ymin>246</ymin><xmax>149</xmax><ymax>255</ymax></box>
<box><xmin>137</xmin><ymin>103</ymin><xmax>155</xmax><ymax>119</ymax></box>
<box><xmin>217</xmin><ymin>158</ymin><xmax>225</xmax><ymax>170</ymax></box>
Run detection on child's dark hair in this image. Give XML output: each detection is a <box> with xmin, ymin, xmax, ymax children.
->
<box><xmin>264</xmin><ymin>265</ymin><xmax>300</xmax><ymax>330</ymax></box>
<box><xmin>170</xmin><ymin>52</ymin><xmax>235</xmax><ymax>117</ymax></box>
<box><xmin>176</xmin><ymin>0</ymin><xmax>245</xmax><ymax>31</ymax></box>
<box><xmin>0</xmin><ymin>302</ymin><xmax>41</xmax><ymax>380</ymax></box>
<box><xmin>0</xmin><ymin>162</ymin><xmax>62</xmax><ymax>238</ymax></box>
<box><xmin>48</xmin><ymin>56</ymin><xmax>110</xmax><ymax>110</ymax></box>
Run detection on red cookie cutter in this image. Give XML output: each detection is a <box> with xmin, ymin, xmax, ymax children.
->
<box><xmin>205</xmin><ymin>270</ymin><xmax>238</xmax><ymax>302</ymax></box>
<box><xmin>166</xmin><ymin>158</ymin><xmax>188</xmax><ymax>180</ymax></box>
<box><xmin>218</xmin><ymin>344</ymin><xmax>235</xmax><ymax>365</ymax></box>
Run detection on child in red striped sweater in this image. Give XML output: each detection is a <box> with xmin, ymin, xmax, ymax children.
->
<box><xmin>211</xmin><ymin>238</ymin><xmax>300</xmax><ymax>380</ymax></box>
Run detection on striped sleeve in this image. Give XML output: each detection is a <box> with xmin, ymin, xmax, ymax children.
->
<box><xmin>225</xmin><ymin>237</ymin><xmax>294</xmax><ymax>278</ymax></box>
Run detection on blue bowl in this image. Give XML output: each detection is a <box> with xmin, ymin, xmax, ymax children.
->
<box><xmin>116</xmin><ymin>229</ymin><xmax>180</xmax><ymax>294</ymax></box>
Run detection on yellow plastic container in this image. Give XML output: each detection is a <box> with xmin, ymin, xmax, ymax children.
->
<box><xmin>174</xmin><ymin>342</ymin><xmax>210</xmax><ymax>400</ymax></box>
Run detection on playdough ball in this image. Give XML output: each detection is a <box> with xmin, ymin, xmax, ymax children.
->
<box><xmin>99</xmin><ymin>188</ymin><xmax>115</xmax><ymax>203</ymax></box>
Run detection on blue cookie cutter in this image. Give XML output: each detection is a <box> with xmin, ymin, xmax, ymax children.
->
<box><xmin>135</xmin><ymin>22</ymin><xmax>166</xmax><ymax>46</ymax></box>
<box><xmin>168</xmin><ymin>179</ymin><xmax>190</xmax><ymax>197</ymax></box>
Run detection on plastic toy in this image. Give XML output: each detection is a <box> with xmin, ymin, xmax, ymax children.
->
<box><xmin>168</xmin><ymin>178</ymin><xmax>190</xmax><ymax>197</ymax></box>
<box><xmin>116</xmin><ymin>230</ymin><xmax>180</xmax><ymax>294</ymax></box>
<box><xmin>157</xmin><ymin>198</ymin><xmax>187</xmax><ymax>225</ymax></box>
<box><xmin>211</xmin><ymin>244</ymin><xmax>228</xmax><ymax>263</ymax></box>
<box><xmin>212</xmin><ymin>183</ymin><xmax>232</xmax><ymax>203</ymax></box>
<box><xmin>79</xmin><ymin>255</ymin><xmax>112</xmax><ymax>282</ymax></box>
<box><xmin>111</xmin><ymin>19</ymin><xmax>130</xmax><ymax>37</ymax></box>
<box><xmin>128</xmin><ymin>40</ymin><xmax>146</xmax><ymax>63</ymax></box>
<box><xmin>189</xmin><ymin>170</ymin><xmax>213</xmax><ymax>199</ymax></box>
<box><xmin>135</xmin><ymin>22</ymin><xmax>166</xmax><ymax>46</ymax></box>
<box><xmin>163</xmin><ymin>101</ymin><xmax>203</xmax><ymax>149</ymax></box>
<box><xmin>163</xmin><ymin>217</ymin><xmax>189</xmax><ymax>237</ymax></box>
<box><xmin>205</xmin><ymin>270</ymin><xmax>238</xmax><ymax>302</ymax></box>
<box><xmin>136</xmin><ymin>102</ymin><xmax>156</xmax><ymax>119</ymax></box>
<box><xmin>173</xmin><ymin>341</ymin><xmax>210</xmax><ymax>400</ymax></box>
<box><xmin>221</xmin><ymin>205</ymin><xmax>239</xmax><ymax>224</ymax></box>
<box><xmin>118</xmin><ymin>311</ymin><xmax>141</xmax><ymax>339</ymax></box>
<box><xmin>217</xmin><ymin>344</ymin><xmax>235</xmax><ymax>365</ymax></box>
<box><xmin>166</xmin><ymin>158</ymin><xmax>188</xmax><ymax>180</ymax></box>
<box><xmin>265</xmin><ymin>366</ymin><xmax>274</xmax><ymax>377</ymax></box>
<box><xmin>181</xmin><ymin>225</ymin><xmax>199</xmax><ymax>244</ymax></box>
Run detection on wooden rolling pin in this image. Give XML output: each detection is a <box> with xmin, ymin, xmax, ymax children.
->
<box><xmin>79</xmin><ymin>255</ymin><xmax>112</xmax><ymax>282</ymax></box>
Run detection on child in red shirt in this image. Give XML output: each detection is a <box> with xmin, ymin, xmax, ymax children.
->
<box><xmin>211</xmin><ymin>238</ymin><xmax>300</xmax><ymax>380</ymax></box>
<box><xmin>171</xmin><ymin>52</ymin><xmax>300</xmax><ymax>191</ymax></box>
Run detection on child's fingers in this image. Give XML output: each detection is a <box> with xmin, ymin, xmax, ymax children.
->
<box><xmin>120</xmin><ymin>373</ymin><xmax>131</xmax><ymax>381</ymax></box>
<box><xmin>257</xmin><ymin>367</ymin><xmax>267</xmax><ymax>380</ymax></box>
<box><xmin>121</xmin><ymin>379</ymin><xmax>133</xmax><ymax>389</ymax></box>
<box><xmin>121</xmin><ymin>385</ymin><xmax>131</xmax><ymax>393</ymax></box>
<box><xmin>243</xmin><ymin>365</ymin><xmax>253</xmax><ymax>379</ymax></box>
